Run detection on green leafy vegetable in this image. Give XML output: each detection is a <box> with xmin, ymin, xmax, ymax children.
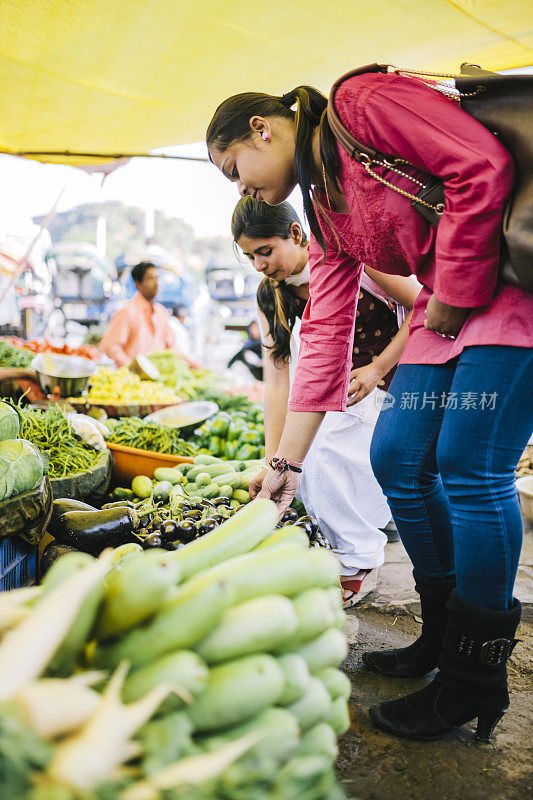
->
<box><xmin>0</xmin><ymin>453</ymin><xmax>16</xmax><ymax>501</ymax></box>
<box><xmin>0</xmin><ymin>439</ymin><xmax>44</xmax><ymax>495</ymax></box>
<box><xmin>0</xmin><ymin>401</ymin><xmax>20</xmax><ymax>441</ymax></box>
<box><xmin>0</xmin><ymin>704</ymin><xmax>53</xmax><ymax>800</ymax></box>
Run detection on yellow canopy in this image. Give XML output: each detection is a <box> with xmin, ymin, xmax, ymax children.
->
<box><xmin>1</xmin><ymin>0</ymin><xmax>531</xmax><ymax>164</ymax></box>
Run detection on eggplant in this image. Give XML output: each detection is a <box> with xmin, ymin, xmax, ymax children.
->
<box><xmin>50</xmin><ymin>498</ymin><xmax>96</xmax><ymax>532</ymax></box>
<box><xmin>40</xmin><ymin>542</ymin><xmax>78</xmax><ymax>576</ymax></box>
<box><xmin>159</xmin><ymin>519</ymin><xmax>180</xmax><ymax>543</ymax></box>
<box><xmin>142</xmin><ymin>532</ymin><xmax>162</xmax><ymax>549</ymax></box>
<box><xmin>49</xmin><ymin>507</ymin><xmax>139</xmax><ymax>555</ymax></box>
<box><xmin>197</xmin><ymin>518</ymin><xmax>218</xmax><ymax>536</ymax></box>
<box><xmin>101</xmin><ymin>500</ymin><xmax>136</xmax><ymax>510</ymax></box>
<box><xmin>175</xmin><ymin>519</ymin><xmax>196</xmax><ymax>543</ymax></box>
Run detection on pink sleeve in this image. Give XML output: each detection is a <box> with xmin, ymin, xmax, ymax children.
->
<box><xmin>337</xmin><ymin>74</ymin><xmax>515</xmax><ymax>307</ymax></box>
<box><xmin>100</xmin><ymin>309</ymin><xmax>130</xmax><ymax>367</ymax></box>
<box><xmin>289</xmin><ymin>234</ymin><xmax>362</xmax><ymax>413</ymax></box>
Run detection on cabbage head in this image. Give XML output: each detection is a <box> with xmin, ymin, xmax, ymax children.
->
<box><xmin>0</xmin><ymin>401</ymin><xmax>20</xmax><ymax>442</ymax></box>
<box><xmin>0</xmin><ymin>439</ymin><xmax>44</xmax><ymax>496</ymax></box>
<box><xmin>0</xmin><ymin>454</ymin><xmax>16</xmax><ymax>501</ymax></box>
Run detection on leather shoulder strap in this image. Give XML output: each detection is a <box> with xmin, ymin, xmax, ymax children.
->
<box><xmin>327</xmin><ymin>64</ymin><xmax>389</xmax><ymax>160</ymax></box>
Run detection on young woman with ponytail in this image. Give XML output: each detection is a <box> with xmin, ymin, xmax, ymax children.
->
<box><xmin>232</xmin><ymin>196</ymin><xmax>419</xmax><ymax>605</ymax></box>
<box><xmin>207</xmin><ymin>71</ymin><xmax>533</xmax><ymax>742</ymax></box>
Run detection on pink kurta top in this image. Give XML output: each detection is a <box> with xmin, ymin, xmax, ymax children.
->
<box><xmin>289</xmin><ymin>72</ymin><xmax>533</xmax><ymax>413</ymax></box>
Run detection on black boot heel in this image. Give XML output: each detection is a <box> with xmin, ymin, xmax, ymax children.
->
<box><xmin>474</xmin><ymin>708</ymin><xmax>508</xmax><ymax>742</ymax></box>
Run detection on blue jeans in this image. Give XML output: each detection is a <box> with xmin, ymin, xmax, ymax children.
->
<box><xmin>370</xmin><ymin>346</ymin><xmax>533</xmax><ymax>610</ymax></box>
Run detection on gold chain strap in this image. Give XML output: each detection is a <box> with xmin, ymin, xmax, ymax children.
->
<box><xmin>391</xmin><ymin>66</ymin><xmax>482</xmax><ymax>98</ymax></box>
<box><xmin>360</xmin><ymin>154</ymin><xmax>445</xmax><ymax>215</ymax></box>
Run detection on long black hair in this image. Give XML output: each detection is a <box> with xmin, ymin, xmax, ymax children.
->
<box><xmin>207</xmin><ymin>88</ymin><xmax>340</xmax><ymax>254</ymax></box>
<box><xmin>231</xmin><ymin>196</ymin><xmax>307</xmax><ymax>365</ymax></box>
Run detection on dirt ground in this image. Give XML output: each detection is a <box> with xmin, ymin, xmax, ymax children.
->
<box><xmin>336</xmin><ymin>533</ymin><xmax>533</xmax><ymax>800</ymax></box>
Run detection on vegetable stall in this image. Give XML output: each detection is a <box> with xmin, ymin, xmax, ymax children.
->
<box><xmin>0</xmin><ymin>344</ymin><xmax>347</xmax><ymax>798</ymax></box>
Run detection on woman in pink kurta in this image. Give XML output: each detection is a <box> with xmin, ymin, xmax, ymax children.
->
<box><xmin>207</xmin><ymin>69</ymin><xmax>533</xmax><ymax>742</ymax></box>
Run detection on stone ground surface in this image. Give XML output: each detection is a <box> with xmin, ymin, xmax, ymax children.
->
<box><xmin>336</xmin><ymin>529</ymin><xmax>533</xmax><ymax>800</ymax></box>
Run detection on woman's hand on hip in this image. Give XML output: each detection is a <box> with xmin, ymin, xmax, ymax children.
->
<box><xmin>248</xmin><ymin>467</ymin><xmax>269</xmax><ymax>500</ymax></box>
<box><xmin>257</xmin><ymin>468</ymin><xmax>300</xmax><ymax>518</ymax></box>
<box><xmin>424</xmin><ymin>295</ymin><xmax>470</xmax><ymax>339</ymax></box>
<box><xmin>347</xmin><ymin>363</ymin><xmax>382</xmax><ymax>405</ymax></box>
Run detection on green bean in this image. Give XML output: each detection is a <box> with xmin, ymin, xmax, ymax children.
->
<box><xmin>9</xmin><ymin>402</ymin><xmax>101</xmax><ymax>478</ymax></box>
<box><xmin>106</xmin><ymin>417</ymin><xmax>198</xmax><ymax>457</ymax></box>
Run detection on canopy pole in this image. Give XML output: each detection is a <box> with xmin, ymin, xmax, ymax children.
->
<box><xmin>0</xmin><ymin>150</ymin><xmax>209</xmax><ymax>163</ymax></box>
<box><xmin>0</xmin><ymin>186</ymin><xmax>65</xmax><ymax>306</ymax></box>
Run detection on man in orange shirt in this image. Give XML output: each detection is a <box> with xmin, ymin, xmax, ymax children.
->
<box><xmin>101</xmin><ymin>262</ymin><xmax>199</xmax><ymax>368</ymax></box>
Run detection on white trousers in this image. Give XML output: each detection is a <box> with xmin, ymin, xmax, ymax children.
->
<box><xmin>296</xmin><ymin>389</ymin><xmax>390</xmax><ymax>575</ymax></box>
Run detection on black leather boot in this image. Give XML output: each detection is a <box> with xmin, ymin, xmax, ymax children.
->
<box><xmin>369</xmin><ymin>591</ymin><xmax>521</xmax><ymax>741</ymax></box>
<box><xmin>362</xmin><ymin>571</ymin><xmax>456</xmax><ymax>677</ymax></box>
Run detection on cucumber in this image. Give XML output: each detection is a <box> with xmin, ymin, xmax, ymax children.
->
<box><xmin>194</xmin><ymin>472</ymin><xmax>211</xmax><ymax>487</ymax></box>
<box><xmin>131</xmin><ymin>475</ymin><xmax>153</xmax><ymax>499</ymax></box>
<box><xmin>293</xmin><ymin>628</ymin><xmax>348</xmax><ymax>672</ymax></box>
<box><xmin>92</xmin><ymin>573</ymin><xmax>233</xmax><ymax>669</ymax></box>
<box><xmin>290</xmin><ymin>588</ymin><xmax>338</xmax><ymax>646</ymax></box>
<box><xmin>255</xmin><ymin>526</ymin><xmax>309</xmax><ymax>552</ymax></box>
<box><xmin>285</xmin><ymin>676</ymin><xmax>332</xmax><ymax>731</ymax></box>
<box><xmin>153</xmin><ymin>467</ymin><xmax>182</xmax><ymax>484</ymax></box>
<box><xmin>276</xmin><ymin>653</ymin><xmax>311</xmax><ymax>705</ymax></box>
<box><xmin>153</xmin><ymin>480</ymin><xmax>173</xmax><ymax>502</ymax></box>
<box><xmin>190</xmin><ymin>543</ymin><xmax>340</xmax><ymax>606</ymax></box>
<box><xmin>314</xmin><ymin>667</ymin><xmax>351</xmax><ymax>701</ymax></box>
<box><xmin>217</xmin><ymin>484</ymin><xmax>234</xmax><ymax>499</ymax></box>
<box><xmin>324</xmin><ymin>586</ymin><xmax>346</xmax><ymax>630</ymax></box>
<box><xmin>179</xmin><ymin>463</ymin><xmax>195</xmax><ymax>474</ymax></box>
<box><xmin>189</xmin><ymin>463</ymin><xmax>234</xmax><ymax>480</ymax></box>
<box><xmin>210</xmin><ymin>471</ymin><xmax>242</xmax><ymax>488</ymax></box>
<box><xmin>109</xmin><ymin>542</ymin><xmax>143</xmax><ymax>567</ymax></box>
<box><xmin>199</xmin><ymin>707</ymin><xmax>299</xmax><ymax>765</ymax></box>
<box><xmin>198</xmin><ymin>484</ymin><xmax>219</xmax><ymax>500</ymax></box>
<box><xmin>95</xmin><ymin>550</ymin><xmax>179</xmax><ymax>639</ymax></box>
<box><xmin>196</xmin><ymin>595</ymin><xmax>298</xmax><ymax>664</ymax></box>
<box><xmin>224</xmin><ymin>460</ymin><xmax>246</xmax><ymax>472</ymax></box>
<box><xmin>232</xmin><ymin>489</ymin><xmax>250</xmax><ymax>504</ymax></box>
<box><xmin>40</xmin><ymin>553</ymin><xmax>104</xmax><ymax>676</ymax></box>
<box><xmin>297</xmin><ymin>723</ymin><xmax>338</xmax><ymax>761</ymax></box>
<box><xmin>193</xmin><ymin>454</ymin><xmax>221</xmax><ymax>465</ymax></box>
<box><xmin>122</xmin><ymin>650</ymin><xmax>209</xmax><ymax>706</ymax></box>
<box><xmin>169</xmin><ymin>498</ymin><xmax>278</xmax><ymax>581</ymax></box>
<box><xmin>238</xmin><ymin>470</ymin><xmax>260</xmax><ymax>490</ymax></box>
<box><xmin>187</xmin><ymin>654</ymin><xmax>284</xmax><ymax>731</ymax></box>
<box><xmin>325</xmin><ymin>695</ymin><xmax>350</xmax><ymax>737</ymax></box>
<box><xmin>39</xmin><ymin>551</ymin><xmax>96</xmax><ymax>596</ymax></box>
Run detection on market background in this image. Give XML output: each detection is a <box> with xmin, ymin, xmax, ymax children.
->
<box><xmin>1</xmin><ymin>2</ymin><xmax>532</xmax><ymax>800</ymax></box>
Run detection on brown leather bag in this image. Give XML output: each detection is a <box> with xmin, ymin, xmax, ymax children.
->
<box><xmin>327</xmin><ymin>63</ymin><xmax>533</xmax><ymax>291</ymax></box>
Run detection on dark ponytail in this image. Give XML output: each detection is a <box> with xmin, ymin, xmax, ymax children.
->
<box><xmin>207</xmin><ymin>88</ymin><xmax>340</xmax><ymax>253</ymax></box>
<box><xmin>256</xmin><ymin>278</ymin><xmax>303</xmax><ymax>366</ymax></box>
<box><xmin>231</xmin><ymin>196</ymin><xmax>307</xmax><ymax>365</ymax></box>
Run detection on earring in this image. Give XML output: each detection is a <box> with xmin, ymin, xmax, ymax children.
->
<box><xmin>262</xmin><ymin>132</ymin><xmax>271</xmax><ymax>141</ymax></box>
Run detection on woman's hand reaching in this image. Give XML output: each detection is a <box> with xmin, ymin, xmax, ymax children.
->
<box><xmin>257</xmin><ymin>468</ymin><xmax>300</xmax><ymax>518</ymax></box>
<box><xmin>347</xmin><ymin>363</ymin><xmax>383</xmax><ymax>405</ymax></box>
<box><xmin>248</xmin><ymin>467</ymin><xmax>269</xmax><ymax>500</ymax></box>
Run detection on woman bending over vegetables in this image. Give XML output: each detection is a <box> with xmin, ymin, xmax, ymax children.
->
<box><xmin>232</xmin><ymin>195</ymin><xmax>420</xmax><ymax>605</ymax></box>
<box><xmin>207</xmin><ymin>70</ymin><xmax>533</xmax><ymax>741</ymax></box>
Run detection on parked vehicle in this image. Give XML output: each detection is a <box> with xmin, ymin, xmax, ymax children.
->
<box><xmin>44</xmin><ymin>242</ymin><xmax>118</xmax><ymax>334</ymax></box>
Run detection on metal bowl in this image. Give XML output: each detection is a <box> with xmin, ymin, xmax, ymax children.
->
<box><xmin>31</xmin><ymin>353</ymin><xmax>97</xmax><ymax>398</ymax></box>
<box><xmin>144</xmin><ymin>400</ymin><xmax>219</xmax><ymax>434</ymax></box>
